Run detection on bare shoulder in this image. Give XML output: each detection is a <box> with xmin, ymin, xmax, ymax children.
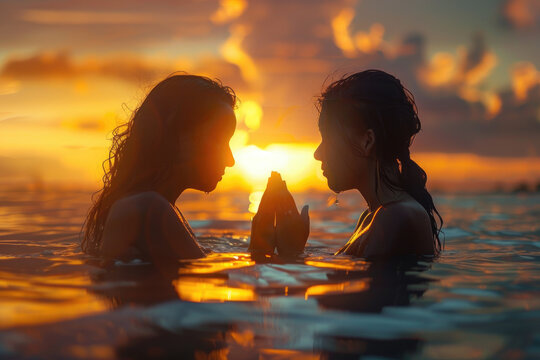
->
<box><xmin>377</xmin><ymin>198</ymin><xmax>430</xmax><ymax>228</ymax></box>
<box><xmin>101</xmin><ymin>191</ymin><xmax>174</xmax><ymax>258</ymax></box>
<box><xmin>364</xmin><ymin>198</ymin><xmax>434</xmax><ymax>257</ymax></box>
<box><xmin>108</xmin><ymin>191</ymin><xmax>171</xmax><ymax>218</ymax></box>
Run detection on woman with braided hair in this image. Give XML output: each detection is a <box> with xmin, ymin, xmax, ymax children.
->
<box><xmin>250</xmin><ymin>69</ymin><xmax>443</xmax><ymax>258</ymax></box>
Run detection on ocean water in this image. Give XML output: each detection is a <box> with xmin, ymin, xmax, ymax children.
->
<box><xmin>0</xmin><ymin>188</ymin><xmax>539</xmax><ymax>359</ymax></box>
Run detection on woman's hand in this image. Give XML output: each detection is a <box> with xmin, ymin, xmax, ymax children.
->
<box><xmin>275</xmin><ymin>179</ymin><xmax>310</xmax><ymax>257</ymax></box>
<box><xmin>249</xmin><ymin>173</ymin><xmax>279</xmax><ymax>255</ymax></box>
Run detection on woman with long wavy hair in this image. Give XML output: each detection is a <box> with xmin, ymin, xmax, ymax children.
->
<box><xmin>82</xmin><ymin>74</ymin><xmax>237</xmax><ymax>262</ymax></box>
<box><xmin>250</xmin><ymin>70</ymin><xmax>443</xmax><ymax>258</ymax></box>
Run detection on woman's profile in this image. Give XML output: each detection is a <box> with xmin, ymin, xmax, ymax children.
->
<box><xmin>82</xmin><ymin>74</ymin><xmax>237</xmax><ymax>262</ymax></box>
<box><xmin>251</xmin><ymin>69</ymin><xmax>443</xmax><ymax>258</ymax></box>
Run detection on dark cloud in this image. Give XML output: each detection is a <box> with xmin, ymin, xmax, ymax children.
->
<box><xmin>0</xmin><ymin>51</ymin><xmax>167</xmax><ymax>82</ymax></box>
<box><xmin>500</xmin><ymin>0</ymin><xmax>540</xmax><ymax>29</ymax></box>
<box><xmin>0</xmin><ymin>51</ymin><xmax>249</xmax><ymax>92</ymax></box>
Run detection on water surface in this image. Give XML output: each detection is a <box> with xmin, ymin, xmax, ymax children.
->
<box><xmin>0</xmin><ymin>189</ymin><xmax>539</xmax><ymax>359</ymax></box>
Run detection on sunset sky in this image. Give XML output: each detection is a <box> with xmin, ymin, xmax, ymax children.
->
<box><xmin>0</xmin><ymin>0</ymin><xmax>539</xmax><ymax>191</ymax></box>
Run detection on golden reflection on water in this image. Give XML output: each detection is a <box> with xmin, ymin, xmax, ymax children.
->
<box><xmin>178</xmin><ymin>253</ymin><xmax>254</xmax><ymax>274</ymax></box>
<box><xmin>0</xmin><ymin>271</ymin><xmax>109</xmax><ymax>329</ymax></box>
<box><xmin>304</xmin><ymin>279</ymin><xmax>369</xmax><ymax>300</ymax></box>
<box><xmin>173</xmin><ymin>277</ymin><xmax>256</xmax><ymax>302</ymax></box>
<box><xmin>174</xmin><ymin>253</ymin><xmax>256</xmax><ymax>302</ymax></box>
<box><xmin>259</xmin><ymin>348</ymin><xmax>321</xmax><ymax>360</ymax></box>
<box><xmin>304</xmin><ymin>257</ymin><xmax>369</xmax><ymax>271</ymax></box>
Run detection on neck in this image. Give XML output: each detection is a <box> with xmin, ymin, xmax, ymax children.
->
<box><xmin>357</xmin><ymin>161</ymin><xmax>407</xmax><ymax>211</ymax></box>
<box><xmin>154</xmin><ymin>176</ymin><xmax>187</xmax><ymax>205</ymax></box>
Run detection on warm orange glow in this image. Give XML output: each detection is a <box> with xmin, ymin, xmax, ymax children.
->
<box><xmin>304</xmin><ymin>258</ymin><xmax>369</xmax><ymax>271</ymax></box>
<box><xmin>420</xmin><ymin>49</ymin><xmax>499</xmax><ymax>117</ymax></box>
<box><xmin>483</xmin><ymin>91</ymin><xmax>502</xmax><ymax>118</ymax></box>
<box><xmin>227</xmin><ymin>143</ymin><xmax>323</xmax><ymax>192</ymax></box>
<box><xmin>420</xmin><ymin>52</ymin><xmax>456</xmax><ymax>87</ymax></box>
<box><xmin>331</xmin><ymin>8</ymin><xmax>357</xmax><ymax>58</ymax></box>
<box><xmin>259</xmin><ymin>349</ymin><xmax>321</xmax><ymax>359</ymax></box>
<box><xmin>221</xmin><ymin>25</ymin><xmax>259</xmax><ymax>83</ymax></box>
<box><xmin>173</xmin><ymin>277</ymin><xmax>256</xmax><ymax>302</ymax></box>
<box><xmin>304</xmin><ymin>279</ymin><xmax>369</xmax><ymax>299</ymax></box>
<box><xmin>461</xmin><ymin>52</ymin><xmax>497</xmax><ymax>86</ymax></box>
<box><xmin>355</xmin><ymin>23</ymin><xmax>385</xmax><ymax>54</ymax></box>
<box><xmin>211</xmin><ymin>0</ymin><xmax>247</xmax><ymax>24</ymax></box>
<box><xmin>504</xmin><ymin>0</ymin><xmax>540</xmax><ymax>28</ymax></box>
<box><xmin>415</xmin><ymin>152</ymin><xmax>540</xmax><ymax>189</ymax></box>
<box><xmin>458</xmin><ymin>88</ymin><xmax>502</xmax><ymax>118</ymax></box>
<box><xmin>178</xmin><ymin>253</ymin><xmax>254</xmax><ymax>274</ymax></box>
<box><xmin>0</xmin><ymin>80</ymin><xmax>20</xmax><ymax>95</ymax></box>
<box><xmin>235</xmin><ymin>100</ymin><xmax>263</xmax><ymax>130</ymax></box>
<box><xmin>511</xmin><ymin>62</ymin><xmax>540</xmax><ymax>101</ymax></box>
<box><xmin>21</xmin><ymin>10</ymin><xmax>153</xmax><ymax>25</ymax></box>
<box><xmin>229</xmin><ymin>329</ymin><xmax>255</xmax><ymax>347</ymax></box>
<box><xmin>0</xmin><ymin>272</ymin><xmax>108</xmax><ymax>328</ymax></box>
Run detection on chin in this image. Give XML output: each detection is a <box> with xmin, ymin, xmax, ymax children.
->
<box><xmin>195</xmin><ymin>182</ymin><xmax>218</xmax><ymax>193</ymax></box>
<box><xmin>327</xmin><ymin>176</ymin><xmax>354</xmax><ymax>193</ymax></box>
<box><xmin>201</xmin><ymin>178</ymin><xmax>221</xmax><ymax>192</ymax></box>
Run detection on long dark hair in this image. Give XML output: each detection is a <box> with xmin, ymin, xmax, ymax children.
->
<box><xmin>318</xmin><ymin>69</ymin><xmax>443</xmax><ymax>253</ymax></box>
<box><xmin>82</xmin><ymin>74</ymin><xmax>236</xmax><ymax>256</ymax></box>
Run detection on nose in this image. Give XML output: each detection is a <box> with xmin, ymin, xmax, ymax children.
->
<box><xmin>314</xmin><ymin>143</ymin><xmax>323</xmax><ymax>161</ymax></box>
<box><xmin>225</xmin><ymin>146</ymin><xmax>235</xmax><ymax>168</ymax></box>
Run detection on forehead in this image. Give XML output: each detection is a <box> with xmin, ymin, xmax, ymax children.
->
<box><xmin>205</xmin><ymin>101</ymin><xmax>236</xmax><ymax>132</ymax></box>
<box><xmin>318</xmin><ymin>104</ymin><xmax>341</xmax><ymax>135</ymax></box>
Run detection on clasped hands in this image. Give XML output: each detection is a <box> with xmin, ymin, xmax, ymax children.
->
<box><xmin>249</xmin><ymin>171</ymin><xmax>310</xmax><ymax>258</ymax></box>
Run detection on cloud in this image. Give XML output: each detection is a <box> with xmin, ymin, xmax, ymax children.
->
<box><xmin>0</xmin><ymin>52</ymin><xmax>171</xmax><ymax>83</ymax></box>
<box><xmin>21</xmin><ymin>10</ymin><xmax>159</xmax><ymax>25</ymax></box>
<box><xmin>211</xmin><ymin>0</ymin><xmax>248</xmax><ymax>24</ymax></box>
<box><xmin>501</xmin><ymin>0</ymin><xmax>540</xmax><ymax>29</ymax></box>
<box><xmin>220</xmin><ymin>25</ymin><xmax>259</xmax><ymax>84</ymax></box>
<box><xmin>0</xmin><ymin>0</ymin><xmax>539</xmax><ymax>159</ymax></box>
<box><xmin>417</xmin><ymin>34</ymin><xmax>499</xmax><ymax>117</ymax></box>
<box><xmin>0</xmin><ymin>1</ymin><xmax>219</xmax><ymax>51</ymax></box>
<box><xmin>331</xmin><ymin>7</ymin><xmax>357</xmax><ymax>58</ymax></box>
<box><xmin>511</xmin><ymin>61</ymin><xmax>540</xmax><ymax>101</ymax></box>
<box><xmin>0</xmin><ymin>50</ymin><xmax>251</xmax><ymax>92</ymax></box>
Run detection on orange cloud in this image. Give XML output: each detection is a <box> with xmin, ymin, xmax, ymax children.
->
<box><xmin>0</xmin><ymin>50</ymin><xmax>250</xmax><ymax>91</ymax></box>
<box><xmin>460</xmin><ymin>51</ymin><xmax>497</xmax><ymax>86</ymax></box>
<box><xmin>211</xmin><ymin>0</ymin><xmax>248</xmax><ymax>24</ymax></box>
<box><xmin>419</xmin><ymin>52</ymin><xmax>457</xmax><ymax>87</ymax></box>
<box><xmin>21</xmin><ymin>10</ymin><xmax>156</xmax><ymax>25</ymax></box>
<box><xmin>0</xmin><ymin>51</ymin><xmax>175</xmax><ymax>83</ymax></box>
<box><xmin>331</xmin><ymin>7</ymin><xmax>387</xmax><ymax>57</ymax></box>
<box><xmin>418</xmin><ymin>35</ymin><xmax>500</xmax><ymax>117</ymax></box>
<box><xmin>220</xmin><ymin>25</ymin><xmax>259</xmax><ymax>84</ymax></box>
<box><xmin>511</xmin><ymin>61</ymin><xmax>540</xmax><ymax>101</ymax></box>
<box><xmin>354</xmin><ymin>23</ymin><xmax>385</xmax><ymax>54</ymax></box>
<box><xmin>503</xmin><ymin>0</ymin><xmax>540</xmax><ymax>28</ymax></box>
<box><xmin>331</xmin><ymin>8</ymin><xmax>357</xmax><ymax>58</ymax></box>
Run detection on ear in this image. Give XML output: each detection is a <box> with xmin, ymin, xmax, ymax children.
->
<box><xmin>362</xmin><ymin>129</ymin><xmax>376</xmax><ymax>156</ymax></box>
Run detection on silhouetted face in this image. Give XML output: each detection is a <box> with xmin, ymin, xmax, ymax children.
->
<box><xmin>314</xmin><ymin>105</ymin><xmax>370</xmax><ymax>192</ymax></box>
<box><xmin>186</xmin><ymin>102</ymin><xmax>236</xmax><ymax>192</ymax></box>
